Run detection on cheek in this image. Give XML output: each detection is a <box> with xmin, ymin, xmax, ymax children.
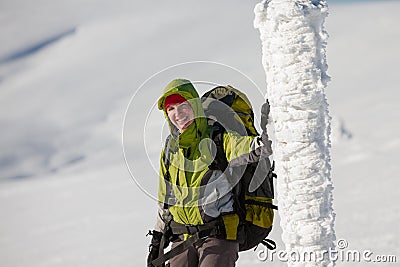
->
<box><xmin>187</xmin><ymin>108</ymin><xmax>195</xmax><ymax>120</ymax></box>
<box><xmin>167</xmin><ymin>112</ymin><xmax>175</xmax><ymax>122</ymax></box>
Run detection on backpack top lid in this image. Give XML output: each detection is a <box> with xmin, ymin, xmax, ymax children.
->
<box><xmin>201</xmin><ymin>85</ymin><xmax>259</xmax><ymax>137</ymax></box>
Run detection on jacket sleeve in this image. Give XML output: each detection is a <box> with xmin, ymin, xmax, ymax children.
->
<box><xmin>222</xmin><ymin>130</ymin><xmax>273</xmax><ymax>167</ymax></box>
<box><xmin>154</xmin><ymin>203</ymin><xmax>166</xmax><ymax>232</ymax></box>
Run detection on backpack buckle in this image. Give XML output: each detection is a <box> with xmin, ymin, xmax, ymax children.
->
<box><xmin>185</xmin><ymin>225</ymin><xmax>199</xmax><ymax>235</ymax></box>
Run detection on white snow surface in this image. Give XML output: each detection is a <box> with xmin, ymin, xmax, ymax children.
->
<box><xmin>254</xmin><ymin>1</ymin><xmax>335</xmax><ymax>266</ymax></box>
<box><xmin>0</xmin><ymin>1</ymin><xmax>399</xmax><ymax>266</ymax></box>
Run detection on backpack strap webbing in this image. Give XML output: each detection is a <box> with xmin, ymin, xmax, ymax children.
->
<box><xmin>152</xmin><ymin>220</ymin><xmax>223</xmax><ymax>266</ymax></box>
<box><xmin>261</xmin><ymin>238</ymin><xmax>277</xmax><ymax>250</ymax></box>
<box><xmin>152</xmin><ymin>231</ymin><xmax>202</xmax><ymax>267</ymax></box>
<box><xmin>244</xmin><ymin>199</ymin><xmax>278</xmax><ymax>210</ymax></box>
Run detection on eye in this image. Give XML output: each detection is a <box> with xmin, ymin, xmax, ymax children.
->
<box><xmin>166</xmin><ymin>106</ymin><xmax>175</xmax><ymax>113</ymax></box>
<box><xmin>180</xmin><ymin>102</ymin><xmax>190</xmax><ymax>109</ymax></box>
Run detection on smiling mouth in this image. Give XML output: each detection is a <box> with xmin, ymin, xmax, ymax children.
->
<box><xmin>176</xmin><ymin>117</ymin><xmax>188</xmax><ymax>124</ymax></box>
<box><xmin>176</xmin><ymin>117</ymin><xmax>194</xmax><ymax>130</ymax></box>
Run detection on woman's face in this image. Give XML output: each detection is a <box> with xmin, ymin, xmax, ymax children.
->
<box><xmin>166</xmin><ymin>101</ymin><xmax>195</xmax><ymax>132</ymax></box>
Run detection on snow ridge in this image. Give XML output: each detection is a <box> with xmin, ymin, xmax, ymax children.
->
<box><xmin>254</xmin><ymin>1</ymin><xmax>336</xmax><ymax>266</ymax></box>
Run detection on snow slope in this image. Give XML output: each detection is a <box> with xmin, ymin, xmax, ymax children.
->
<box><xmin>0</xmin><ymin>1</ymin><xmax>399</xmax><ymax>266</ymax></box>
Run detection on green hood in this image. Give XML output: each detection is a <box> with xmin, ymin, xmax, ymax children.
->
<box><xmin>158</xmin><ymin>79</ymin><xmax>209</xmax><ymax>142</ymax></box>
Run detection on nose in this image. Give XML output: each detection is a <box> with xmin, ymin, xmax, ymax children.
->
<box><xmin>175</xmin><ymin>106</ymin><xmax>185</xmax><ymax>118</ymax></box>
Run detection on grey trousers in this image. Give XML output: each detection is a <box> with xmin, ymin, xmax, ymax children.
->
<box><xmin>168</xmin><ymin>237</ymin><xmax>239</xmax><ymax>267</ymax></box>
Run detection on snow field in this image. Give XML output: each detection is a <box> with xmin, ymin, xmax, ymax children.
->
<box><xmin>0</xmin><ymin>1</ymin><xmax>399</xmax><ymax>266</ymax></box>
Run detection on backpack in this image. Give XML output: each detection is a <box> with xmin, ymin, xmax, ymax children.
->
<box><xmin>201</xmin><ymin>85</ymin><xmax>277</xmax><ymax>251</ymax></box>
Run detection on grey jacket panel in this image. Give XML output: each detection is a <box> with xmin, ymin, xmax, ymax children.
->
<box><xmin>199</xmin><ymin>170</ymin><xmax>234</xmax><ymax>219</ymax></box>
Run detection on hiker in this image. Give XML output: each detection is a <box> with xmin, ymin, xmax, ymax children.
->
<box><xmin>147</xmin><ymin>79</ymin><xmax>273</xmax><ymax>267</ymax></box>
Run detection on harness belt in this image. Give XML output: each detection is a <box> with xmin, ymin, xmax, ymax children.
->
<box><xmin>169</xmin><ymin>220</ymin><xmax>222</xmax><ymax>235</ymax></box>
<box><xmin>152</xmin><ymin>220</ymin><xmax>223</xmax><ymax>267</ymax></box>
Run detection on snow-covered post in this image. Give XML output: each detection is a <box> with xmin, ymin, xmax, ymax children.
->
<box><xmin>254</xmin><ymin>1</ymin><xmax>335</xmax><ymax>266</ymax></box>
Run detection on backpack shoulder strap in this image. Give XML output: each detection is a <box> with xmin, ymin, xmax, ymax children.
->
<box><xmin>163</xmin><ymin>135</ymin><xmax>172</xmax><ymax>174</ymax></box>
<box><xmin>208</xmin><ymin>122</ymin><xmax>228</xmax><ymax>171</ymax></box>
<box><xmin>162</xmin><ymin>134</ymin><xmax>175</xmax><ymax>210</ymax></box>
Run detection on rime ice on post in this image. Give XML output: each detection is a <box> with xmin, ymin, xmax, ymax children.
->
<box><xmin>254</xmin><ymin>1</ymin><xmax>336</xmax><ymax>266</ymax></box>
